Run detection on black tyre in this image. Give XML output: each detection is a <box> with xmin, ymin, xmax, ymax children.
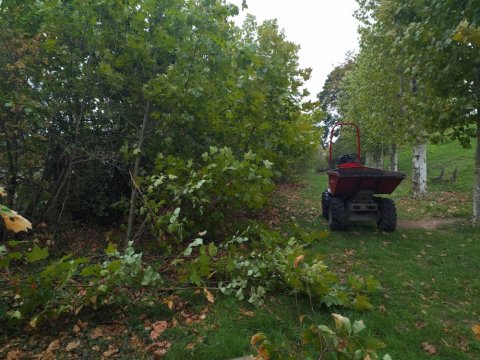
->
<box><xmin>321</xmin><ymin>191</ymin><xmax>330</xmax><ymax>219</ymax></box>
<box><xmin>328</xmin><ymin>197</ymin><xmax>346</xmax><ymax>231</ymax></box>
<box><xmin>376</xmin><ymin>198</ymin><xmax>397</xmax><ymax>232</ymax></box>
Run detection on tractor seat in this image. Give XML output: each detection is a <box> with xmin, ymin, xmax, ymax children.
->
<box><xmin>338</xmin><ymin>154</ymin><xmax>359</xmax><ymax>165</ymax></box>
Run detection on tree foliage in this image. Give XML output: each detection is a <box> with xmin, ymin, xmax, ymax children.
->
<box><xmin>337</xmin><ymin>0</ymin><xmax>480</xmax><ymax>216</ymax></box>
<box><xmin>0</xmin><ymin>0</ymin><xmax>319</xmax><ymax>234</ymax></box>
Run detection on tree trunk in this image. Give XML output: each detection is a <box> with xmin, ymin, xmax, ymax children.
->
<box><xmin>412</xmin><ymin>142</ymin><xmax>427</xmax><ymax>197</ymax></box>
<box><xmin>389</xmin><ymin>144</ymin><xmax>398</xmax><ymax>172</ymax></box>
<box><xmin>126</xmin><ymin>100</ymin><xmax>151</xmax><ymax>243</ymax></box>
<box><xmin>365</xmin><ymin>152</ymin><xmax>373</xmax><ymax>168</ymax></box>
<box><xmin>473</xmin><ymin>120</ymin><xmax>480</xmax><ymax>224</ymax></box>
<box><xmin>372</xmin><ymin>148</ymin><xmax>384</xmax><ymax>169</ymax></box>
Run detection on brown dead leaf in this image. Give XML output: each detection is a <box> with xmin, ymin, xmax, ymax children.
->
<box><xmin>251</xmin><ymin>333</ymin><xmax>267</xmax><ymax>346</ymax></box>
<box><xmin>130</xmin><ymin>335</ymin><xmax>143</xmax><ymax>349</ymax></box>
<box><xmin>204</xmin><ymin>287</ymin><xmax>215</xmax><ymax>303</ymax></box>
<box><xmin>172</xmin><ymin>317</ymin><xmax>179</xmax><ymax>327</ymax></box>
<box><xmin>103</xmin><ymin>345</ymin><xmax>119</xmax><ymax>358</ymax></box>
<box><xmin>293</xmin><ymin>255</ymin><xmax>305</xmax><ymax>268</ymax></box>
<box><xmin>415</xmin><ymin>321</ymin><xmax>427</xmax><ymax>329</ymax></box>
<box><xmin>46</xmin><ymin>339</ymin><xmax>60</xmax><ymax>353</ymax></box>
<box><xmin>378</xmin><ymin>305</ymin><xmax>387</xmax><ymax>313</ymax></box>
<box><xmin>473</xmin><ymin>324</ymin><xmax>480</xmax><ymax>340</ymax></box>
<box><xmin>90</xmin><ymin>324</ymin><xmax>126</xmax><ymax>339</ymax></box>
<box><xmin>150</xmin><ymin>321</ymin><xmax>168</xmax><ymax>340</ymax></box>
<box><xmin>78</xmin><ymin>320</ymin><xmax>88</xmax><ymax>330</ymax></box>
<box><xmin>73</xmin><ymin>324</ymin><xmax>81</xmax><ymax>334</ymax></box>
<box><xmin>65</xmin><ymin>340</ymin><xmax>81</xmax><ymax>352</ymax></box>
<box><xmin>240</xmin><ymin>308</ymin><xmax>255</xmax><ymax>317</ymax></box>
<box><xmin>154</xmin><ymin>349</ymin><xmax>168</xmax><ymax>359</ymax></box>
<box><xmin>146</xmin><ymin>340</ymin><xmax>172</xmax><ymax>356</ymax></box>
<box><xmin>421</xmin><ymin>342</ymin><xmax>437</xmax><ymax>355</ymax></box>
<box><xmin>344</xmin><ymin>249</ymin><xmax>355</xmax><ymax>257</ymax></box>
<box><xmin>184</xmin><ymin>336</ymin><xmax>205</xmax><ymax>351</ymax></box>
<box><xmin>6</xmin><ymin>350</ymin><xmax>23</xmax><ymax>360</ymax></box>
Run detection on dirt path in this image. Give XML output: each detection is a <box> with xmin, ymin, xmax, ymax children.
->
<box><xmin>397</xmin><ymin>218</ymin><xmax>462</xmax><ymax>230</ymax></box>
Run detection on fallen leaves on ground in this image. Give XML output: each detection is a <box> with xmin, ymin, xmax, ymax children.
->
<box><xmin>73</xmin><ymin>319</ymin><xmax>88</xmax><ymax>333</ymax></box>
<box><xmin>473</xmin><ymin>324</ymin><xmax>480</xmax><ymax>340</ymax></box>
<box><xmin>103</xmin><ymin>345</ymin><xmax>119</xmax><ymax>358</ymax></box>
<box><xmin>130</xmin><ymin>335</ymin><xmax>144</xmax><ymax>349</ymax></box>
<box><xmin>6</xmin><ymin>350</ymin><xmax>23</xmax><ymax>360</ymax></box>
<box><xmin>46</xmin><ymin>339</ymin><xmax>60</xmax><ymax>353</ymax></box>
<box><xmin>65</xmin><ymin>340</ymin><xmax>81</xmax><ymax>352</ymax></box>
<box><xmin>204</xmin><ymin>287</ymin><xmax>215</xmax><ymax>303</ymax></box>
<box><xmin>240</xmin><ymin>308</ymin><xmax>255</xmax><ymax>317</ymax></box>
<box><xmin>146</xmin><ymin>341</ymin><xmax>171</xmax><ymax>358</ymax></box>
<box><xmin>150</xmin><ymin>321</ymin><xmax>168</xmax><ymax>340</ymax></box>
<box><xmin>180</xmin><ymin>305</ymin><xmax>210</xmax><ymax>324</ymax></box>
<box><xmin>91</xmin><ymin>324</ymin><xmax>126</xmax><ymax>339</ymax></box>
<box><xmin>421</xmin><ymin>342</ymin><xmax>437</xmax><ymax>355</ymax></box>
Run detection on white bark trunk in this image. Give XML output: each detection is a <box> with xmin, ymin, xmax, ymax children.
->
<box><xmin>372</xmin><ymin>148</ymin><xmax>384</xmax><ymax>169</ymax></box>
<box><xmin>412</xmin><ymin>143</ymin><xmax>427</xmax><ymax>197</ymax></box>
<box><xmin>473</xmin><ymin>122</ymin><xmax>480</xmax><ymax>224</ymax></box>
<box><xmin>389</xmin><ymin>144</ymin><xmax>398</xmax><ymax>172</ymax></box>
<box><xmin>365</xmin><ymin>152</ymin><xmax>374</xmax><ymax>168</ymax></box>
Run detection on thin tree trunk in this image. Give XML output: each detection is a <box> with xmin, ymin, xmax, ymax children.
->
<box><xmin>1</xmin><ymin>118</ymin><xmax>19</xmax><ymax>208</ymax></box>
<box><xmin>412</xmin><ymin>142</ymin><xmax>427</xmax><ymax>197</ymax></box>
<box><xmin>473</xmin><ymin>119</ymin><xmax>480</xmax><ymax>224</ymax></box>
<box><xmin>389</xmin><ymin>144</ymin><xmax>398</xmax><ymax>172</ymax></box>
<box><xmin>126</xmin><ymin>100</ymin><xmax>151</xmax><ymax>243</ymax></box>
<box><xmin>365</xmin><ymin>152</ymin><xmax>373</xmax><ymax>168</ymax></box>
<box><xmin>373</xmin><ymin>148</ymin><xmax>384</xmax><ymax>169</ymax></box>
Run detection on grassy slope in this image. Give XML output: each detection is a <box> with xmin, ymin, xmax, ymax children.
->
<box><xmin>388</xmin><ymin>141</ymin><xmax>474</xmax><ymax>219</ymax></box>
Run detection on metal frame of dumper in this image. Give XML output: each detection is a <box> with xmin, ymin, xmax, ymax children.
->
<box><xmin>321</xmin><ymin>123</ymin><xmax>406</xmax><ymax>231</ymax></box>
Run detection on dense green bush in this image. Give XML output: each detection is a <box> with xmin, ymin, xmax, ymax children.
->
<box><xmin>142</xmin><ymin>147</ymin><xmax>274</xmax><ymax>244</ymax></box>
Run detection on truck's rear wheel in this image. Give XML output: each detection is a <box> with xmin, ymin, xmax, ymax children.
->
<box><xmin>376</xmin><ymin>198</ymin><xmax>397</xmax><ymax>232</ymax></box>
<box><xmin>321</xmin><ymin>191</ymin><xmax>330</xmax><ymax>219</ymax></box>
<box><xmin>329</xmin><ymin>197</ymin><xmax>346</xmax><ymax>230</ymax></box>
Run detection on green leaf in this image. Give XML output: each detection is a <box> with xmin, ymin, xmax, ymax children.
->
<box><xmin>25</xmin><ymin>244</ymin><xmax>49</xmax><ymax>263</ymax></box>
<box><xmin>352</xmin><ymin>320</ymin><xmax>366</xmax><ymax>334</ymax></box>
<box><xmin>8</xmin><ymin>252</ymin><xmax>23</xmax><ymax>260</ymax></box>
<box><xmin>354</xmin><ymin>294</ymin><xmax>374</xmax><ymax>311</ymax></box>
<box><xmin>10</xmin><ymin>310</ymin><xmax>22</xmax><ymax>319</ymax></box>
<box><xmin>366</xmin><ymin>275</ymin><xmax>381</xmax><ymax>293</ymax></box>
<box><xmin>105</xmin><ymin>242</ymin><xmax>118</xmax><ymax>255</ymax></box>
<box><xmin>8</xmin><ymin>240</ymin><xmax>23</xmax><ymax>247</ymax></box>
<box><xmin>207</xmin><ymin>243</ymin><xmax>217</xmax><ymax>257</ymax></box>
<box><xmin>81</xmin><ymin>265</ymin><xmax>101</xmax><ymax>276</ymax></box>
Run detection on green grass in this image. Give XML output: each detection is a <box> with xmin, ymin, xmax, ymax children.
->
<box><xmin>385</xmin><ymin>141</ymin><xmax>474</xmax><ymax>219</ymax></box>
